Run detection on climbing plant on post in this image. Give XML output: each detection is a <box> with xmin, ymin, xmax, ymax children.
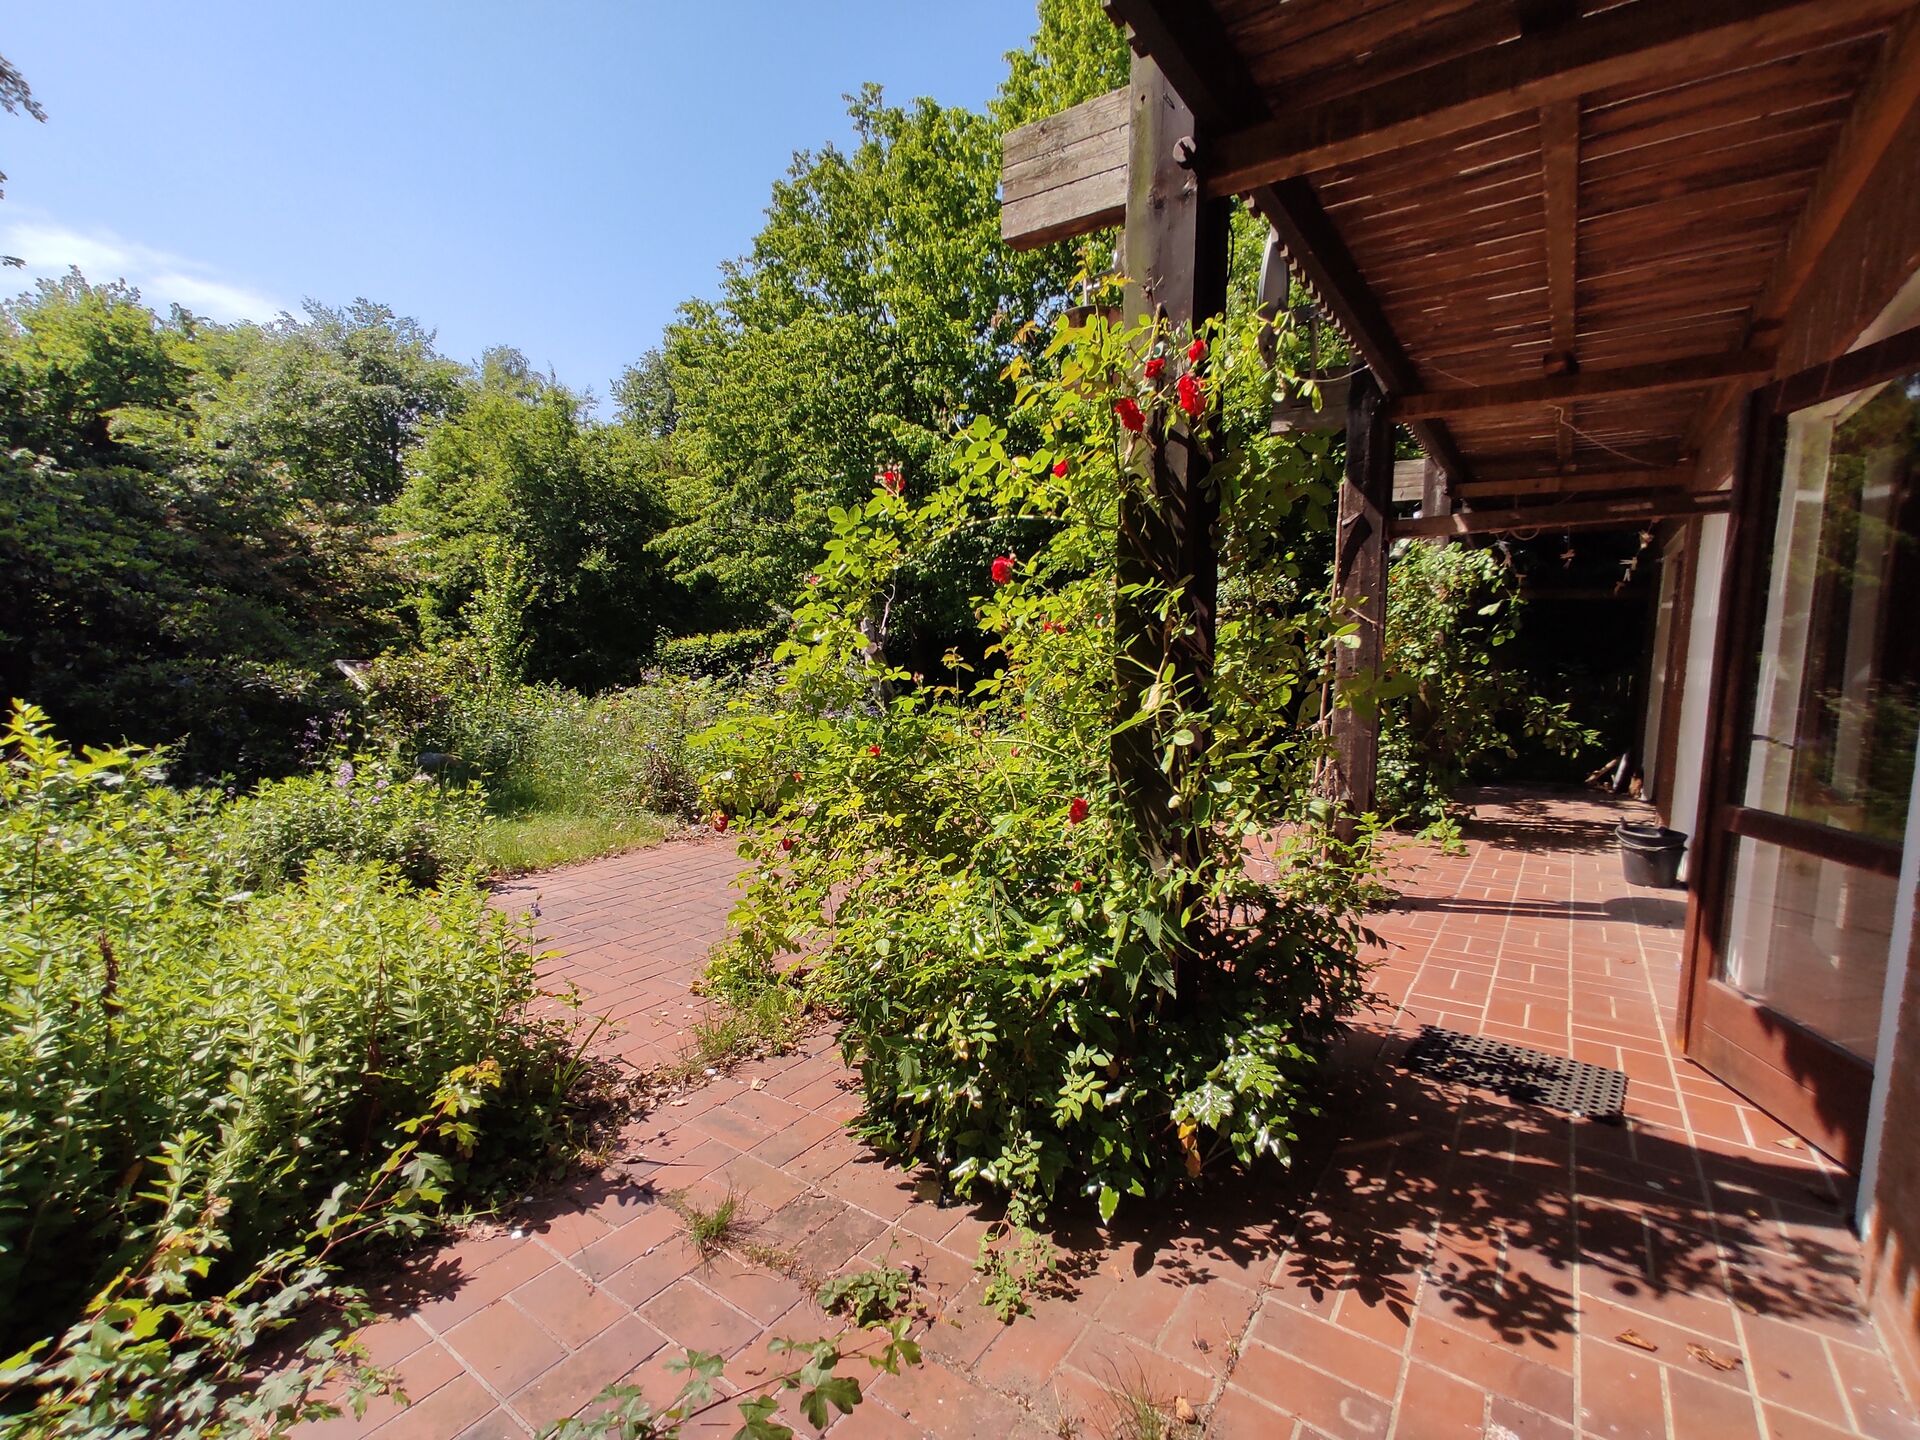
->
<box><xmin>1112</xmin><ymin>53</ymin><xmax>1233</xmax><ymax>929</ymax></box>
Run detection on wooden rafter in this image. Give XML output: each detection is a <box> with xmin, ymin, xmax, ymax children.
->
<box><xmin>1105</xmin><ymin>0</ymin><xmax>1474</xmax><ymax>486</ymax></box>
<box><xmin>1541</xmin><ymin>99</ymin><xmax>1581</xmax><ymax>466</ymax></box>
<box><xmin>1455</xmin><ymin>467</ymin><xmax>1696</xmax><ymax>500</ymax></box>
<box><xmin>1388</xmin><ymin>350</ymin><xmax>1774</xmax><ymax>422</ymax></box>
<box><xmin>1688</xmin><ymin>8</ymin><xmax>1920</xmax><ymax>457</ymax></box>
<box><xmin>1201</xmin><ymin>0</ymin><xmax>1914</xmax><ymax>195</ymax></box>
<box><xmin>1249</xmin><ymin>182</ymin><xmax>1472</xmax><ymax>482</ymax></box>
<box><xmin>1392</xmin><ymin>490</ymin><xmax>1731</xmax><ymax>540</ymax></box>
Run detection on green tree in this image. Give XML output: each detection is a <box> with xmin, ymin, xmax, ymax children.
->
<box><xmin>653</xmin><ymin>0</ymin><xmax>1131</xmax><ymax>642</ymax></box>
<box><xmin>392</xmin><ymin>351</ymin><xmax>676</xmax><ymax>689</ymax></box>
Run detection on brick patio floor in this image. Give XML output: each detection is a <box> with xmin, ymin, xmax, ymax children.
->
<box><xmin>309</xmin><ymin>789</ymin><xmax>1920</xmax><ymax>1440</ymax></box>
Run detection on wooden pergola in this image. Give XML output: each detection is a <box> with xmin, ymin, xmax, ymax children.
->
<box><xmin>1001</xmin><ymin>0</ymin><xmax>1920</xmax><ymax>827</ymax></box>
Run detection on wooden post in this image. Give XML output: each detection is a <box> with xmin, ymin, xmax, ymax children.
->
<box><xmin>1112</xmin><ymin>53</ymin><xmax>1232</xmax><ymax>877</ymax></box>
<box><xmin>1326</xmin><ymin>369</ymin><xmax>1393</xmax><ymax>843</ymax></box>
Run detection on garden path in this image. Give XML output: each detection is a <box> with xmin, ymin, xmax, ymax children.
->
<box><xmin>309</xmin><ymin>792</ymin><xmax>1919</xmax><ymax>1440</ymax></box>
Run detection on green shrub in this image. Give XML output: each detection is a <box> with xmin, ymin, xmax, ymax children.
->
<box><xmin>716</xmin><ymin>312</ymin><xmax>1379</xmax><ymax>1224</ymax></box>
<box><xmin>1378</xmin><ymin>542</ymin><xmax>1598</xmax><ymax>827</ymax></box>
<box><xmin>218</xmin><ymin>752</ymin><xmax>486</xmax><ymax>890</ymax></box>
<box><xmin>654</xmin><ymin>625</ymin><xmax>781</xmax><ymax>680</ymax></box>
<box><xmin>487</xmin><ymin>681</ymin><xmax>734</xmax><ymax>823</ymax></box>
<box><xmin>0</xmin><ymin>702</ymin><xmax>578</xmax><ymax>1361</ymax></box>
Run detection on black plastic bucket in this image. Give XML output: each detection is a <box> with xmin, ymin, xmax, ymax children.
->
<box><xmin>1617</xmin><ymin>822</ymin><xmax>1688</xmax><ymax>888</ymax></box>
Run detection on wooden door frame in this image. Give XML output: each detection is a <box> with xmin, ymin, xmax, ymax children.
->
<box><xmin>1678</xmin><ymin>324</ymin><xmax>1920</xmax><ymax>1168</ymax></box>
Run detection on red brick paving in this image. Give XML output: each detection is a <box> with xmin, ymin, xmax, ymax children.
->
<box><xmin>306</xmin><ymin>795</ymin><xmax>1920</xmax><ymax>1439</ymax></box>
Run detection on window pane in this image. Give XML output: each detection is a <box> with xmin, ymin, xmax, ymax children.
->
<box><xmin>1742</xmin><ymin>374</ymin><xmax>1920</xmax><ymax>842</ymax></box>
<box><xmin>1720</xmin><ymin>836</ymin><xmax>1898</xmax><ymax>1059</ymax></box>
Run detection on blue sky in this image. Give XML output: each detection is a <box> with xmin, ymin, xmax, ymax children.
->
<box><xmin>2</xmin><ymin>1</ymin><xmax>1043</xmax><ymax>407</ymax></box>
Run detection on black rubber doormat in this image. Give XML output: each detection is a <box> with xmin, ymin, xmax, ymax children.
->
<box><xmin>1401</xmin><ymin>1025</ymin><xmax>1627</xmax><ymax>1122</ymax></box>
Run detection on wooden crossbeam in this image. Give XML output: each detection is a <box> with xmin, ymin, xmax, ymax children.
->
<box><xmin>1455</xmin><ymin>467</ymin><xmax>1694</xmax><ymax>500</ymax></box>
<box><xmin>1392</xmin><ymin>490</ymin><xmax>1730</xmax><ymax>540</ymax></box>
<box><xmin>1387</xmin><ymin>351</ymin><xmax>1774</xmax><ymax>422</ymax></box>
<box><xmin>1249</xmin><ymin>181</ymin><xmax>1472</xmax><ymax>482</ymax></box>
<box><xmin>1541</xmin><ymin>99</ymin><xmax>1581</xmax><ymax>466</ymax></box>
<box><xmin>1202</xmin><ymin>0</ymin><xmax>1913</xmax><ymax>195</ymax></box>
<box><xmin>1103</xmin><ymin>0</ymin><xmax>1474</xmax><ymax>487</ymax></box>
<box><xmin>1001</xmin><ymin>89</ymin><xmax>1129</xmax><ymax>250</ymax></box>
<box><xmin>1688</xmin><ymin>8</ymin><xmax>1920</xmax><ymax>457</ymax></box>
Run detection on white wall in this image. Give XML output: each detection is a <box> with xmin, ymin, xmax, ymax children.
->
<box><xmin>1668</xmin><ymin>514</ymin><xmax>1729</xmax><ymax>880</ymax></box>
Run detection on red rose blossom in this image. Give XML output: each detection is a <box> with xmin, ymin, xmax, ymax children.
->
<box><xmin>1052</xmin><ymin>459</ymin><xmax>1069</xmax><ymax>478</ymax></box>
<box><xmin>1071</xmin><ymin>879</ymin><xmax>1083</xmax><ymax>893</ymax></box>
<box><xmin>1177</xmin><ymin>372</ymin><xmax>1205</xmax><ymax>418</ymax></box>
<box><xmin>879</xmin><ymin>468</ymin><xmax>903</xmax><ymax>495</ymax></box>
<box><xmin>1144</xmin><ymin>356</ymin><xmax>1165</xmax><ymax>380</ymax></box>
<box><xmin>1068</xmin><ymin>796</ymin><xmax>1090</xmax><ymax>826</ymax></box>
<box><xmin>712</xmin><ymin>812</ymin><xmax>730</xmax><ymax>833</ymax></box>
<box><xmin>1114</xmin><ymin>397</ymin><xmax>1145</xmax><ymax>433</ymax></box>
<box><xmin>780</xmin><ymin>835</ymin><xmax>795</xmax><ymax>853</ymax></box>
<box><xmin>990</xmin><ymin>555</ymin><xmax>1016</xmax><ymax>585</ymax></box>
<box><xmin>867</xmin><ymin>744</ymin><xmax>882</xmax><ymax>756</ymax></box>
<box><xmin>1187</xmin><ymin>337</ymin><xmax>1207</xmax><ymax>363</ymax></box>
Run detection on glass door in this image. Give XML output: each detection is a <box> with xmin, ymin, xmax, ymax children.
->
<box><xmin>1686</xmin><ymin>346</ymin><xmax>1920</xmax><ymax>1167</ymax></box>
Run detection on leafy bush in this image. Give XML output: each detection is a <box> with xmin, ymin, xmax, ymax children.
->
<box><xmin>360</xmin><ymin>644</ymin><xmax>740</xmax><ymax>826</ymax></box>
<box><xmin>219</xmin><ymin>752</ymin><xmax>486</xmax><ymax>890</ymax></box>
<box><xmin>0</xmin><ymin>703</ymin><xmax>580</xmax><ymax>1366</ymax></box>
<box><xmin>711</xmin><ymin>312</ymin><xmax>1379</xmax><ymax>1223</ymax></box>
<box><xmin>654</xmin><ymin>625</ymin><xmax>780</xmax><ymax>680</ymax></box>
<box><xmin>486</xmin><ymin>681</ymin><xmax>735</xmax><ymax>824</ymax></box>
<box><xmin>1378</xmin><ymin>542</ymin><xmax>1598</xmax><ymax>827</ymax></box>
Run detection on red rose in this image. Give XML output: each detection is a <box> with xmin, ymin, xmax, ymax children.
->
<box><xmin>807</xmin><ymin>574</ymin><xmax>820</xmax><ymax>586</ymax></box>
<box><xmin>879</xmin><ymin>468</ymin><xmax>904</xmax><ymax>495</ymax></box>
<box><xmin>792</xmin><ymin>771</ymin><xmax>803</xmax><ymax>782</ymax></box>
<box><xmin>1068</xmin><ymin>796</ymin><xmax>1090</xmax><ymax>826</ymax></box>
<box><xmin>1071</xmin><ymin>880</ymin><xmax>1082</xmax><ymax>893</ymax></box>
<box><xmin>1114</xmin><ymin>397</ymin><xmax>1145</xmax><ymax>433</ymax></box>
<box><xmin>1144</xmin><ymin>356</ymin><xmax>1165</xmax><ymax>380</ymax></box>
<box><xmin>867</xmin><ymin>744</ymin><xmax>882</xmax><ymax>756</ymax></box>
<box><xmin>1052</xmin><ymin>459</ymin><xmax>1069</xmax><ymax>478</ymax></box>
<box><xmin>712</xmin><ymin>812</ymin><xmax>730</xmax><ymax>833</ymax></box>
<box><xmin>1177</xmin><ymin>372</ymin><xmax>1205</xmax><ymax>418</ymax></box>
<box><xmin>780</xmin><ymin>835</ymin><xmax>795</xmax><ymax>853</ymax></box>
<box><xmin>1187</xmin><ymin>337</ymin><xmax>1207</xmax><ymax>363</ymax></box>
<box><xmin>990</xmin><ymin>555</ymin><xmax>1016</xmax><ymax>585</ymax></box>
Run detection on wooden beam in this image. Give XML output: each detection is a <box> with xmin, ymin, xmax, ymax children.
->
<box><xmin>1325</xmin><ymin>370</ymin><xmax>1394</xmax><ymax>843</ymax></box>
<box><xmin>1391</xmin><ymin>490</ymin><xmax>1731</xmax><ymax>540</ymax></box>
<box><xmin>1751</xmin><ymin>10</ymin><xmax>1920</xmax><ymax>337</ymax></box>
<box><xmin>1391</xmin><ymin>458</ymin><xmax>1426</xmax><ymax>505</ymax></box>
<box><xmin>1111</xmin><ymin>54</ymin><xmax>1232</xmax><ymax>880</ymax></box>
<box><xmin>1388</xmin><ymin>350</ymin><xmax>1775</xmax><ymax>422</ymax></box>
<box><xmin>1202</xmin><ymin>0</ymin><xmax>1913</xmax><ymax>195</ymax></box>
<box><xmin>1456</xmin><ymin>467</ymin><xmax>1694</xmax><ymax>500</ymax></box>
<box><xmin>1249</xmin><ymin>181</ymin><xmax>1472</xmax><ymax>482</ymax></box>
<box><xmin>1688</xmin><ymin>8</ymin><xmax>1920</xmax><ymax>453</ymax></box>
<box><xmin>1001</xmin><ymin>88</ymin><xmax>1129</xmax><ymax>250</ymax></box>
<box><xmin>1541</xmin><ymin>99</ymin><xmax>1581</xmax><ymax>467</ymax></box>
<box><xmin>1101</xmin><ymin>0</ymin><xmax>1266</xmax><ymax>131</ymax></box>
<box><xmin>1104</xmin><ymin>0</ymin><xmax>1473</xmax><ymax>487</ymax></box>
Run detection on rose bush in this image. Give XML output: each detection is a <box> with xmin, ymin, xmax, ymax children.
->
<box><xmin>704</xmin><ymin>308</ymin><xmax>1382</xmax><ymax>1223</ymax></box>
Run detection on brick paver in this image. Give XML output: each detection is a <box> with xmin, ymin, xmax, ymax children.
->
<box><xmin>308</xmin><ymin>793</ymin><xmax>1920</xmax><ymax>1439</ymax></box>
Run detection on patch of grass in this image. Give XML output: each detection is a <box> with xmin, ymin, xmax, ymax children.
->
<box><xmin>652</xmin><ymin>981</ymin><xmax>804</xmax><ymax>1091</ymax></box>
<box><xmin>1094</xmin><ymin>1369</ymin><xmax>1202</xmax><ymax>1440</ymax></box>
<box><xmin>674</xmin><ymin>1190</ymin><xmax>742</xmax><ymax>1257</ymax></box>
<box><xmin>480</xmin><ymin>810</ymin><xmax>672</xmax><ymax>875</ymax></box>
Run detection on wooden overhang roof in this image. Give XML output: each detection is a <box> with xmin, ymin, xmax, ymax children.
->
<box><xmin>1009</xmin><ymin>0</ymin><xmax>1920</xmax><ymax>520</ymax></box>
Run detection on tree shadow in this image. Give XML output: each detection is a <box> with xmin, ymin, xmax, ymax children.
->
<box><xmin>1030</xmin><ymin>1028</ymin><xmax>1864</xmax><ymax>1349</ymax></box>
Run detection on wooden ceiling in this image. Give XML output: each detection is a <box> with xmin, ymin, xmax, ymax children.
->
<box><xmin>1100</xmin><ymin>0</ymin><xmax>1920</xmax><ymax>511</ymax></box>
